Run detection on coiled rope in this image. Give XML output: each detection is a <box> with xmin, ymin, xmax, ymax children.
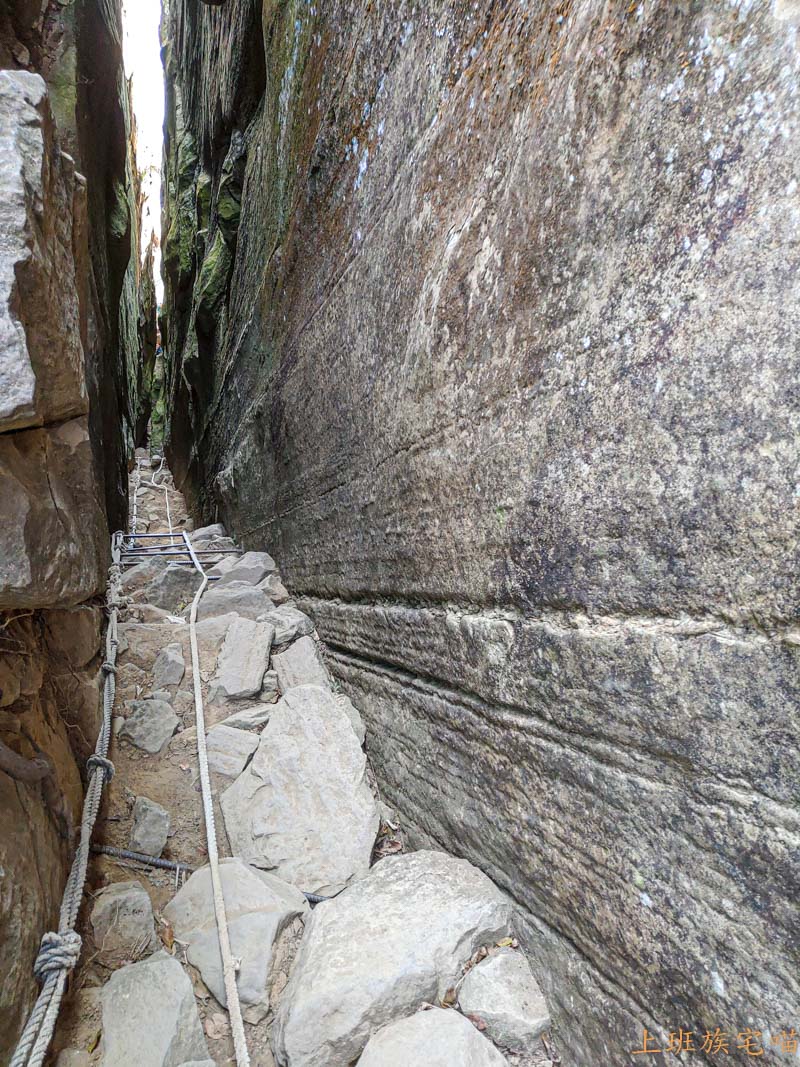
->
<box><xmin>11</xmin><ymin>534</ymin><xmax>123</xmax><ymax>1067</ymax></box>
<box><xmin>183</xmin><ymin>530</ymin><xmax>251</xmax><ymax>1066</ymax></box>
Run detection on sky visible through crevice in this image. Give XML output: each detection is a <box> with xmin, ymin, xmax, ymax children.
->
<box><xmin>122</xmin><ymin>0</ymin><xmax>165</xmax><ymax>302</ymax></box>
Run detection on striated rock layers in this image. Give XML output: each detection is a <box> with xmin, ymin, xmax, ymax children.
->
<box><xmin>162</xmin><ymin>3</ymin><xmax>800</xmax><ymax>1064</ymax></box>
<box><xmin>0</xmin><ymin>4</ymin><xmax>141</xmax><ymax>1058</ymax></box>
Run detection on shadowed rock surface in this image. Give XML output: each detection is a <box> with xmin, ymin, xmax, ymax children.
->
<box><xmin>0</xmin><ymin>3</ymin><xmax>143</xmax><ymax>1054</ymax></box>
<box><xmin>161</xmin><ymin>3</ymin><xmax>800</xmax><ymax>1062</ymax></box>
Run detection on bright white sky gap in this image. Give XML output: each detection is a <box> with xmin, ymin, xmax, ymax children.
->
<box><xmin>122</xmin><ymin>0</ymin><xmax>165</xmax><ymax>302</ymax></box>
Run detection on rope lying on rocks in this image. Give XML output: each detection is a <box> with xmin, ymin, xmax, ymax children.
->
<box><xmin>183</xmin><ymin>530</ymin><xmax>251</xmax><ymax>1067</ymax></box>
<box><xmin>10</xmin><ymin>535</ymin><xmax>123</xmax><ymax>1067</ymax></box>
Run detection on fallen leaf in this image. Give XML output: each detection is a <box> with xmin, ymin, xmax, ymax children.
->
<box><xmin>467</xmin><ymin>1014</ymin><xmax>487</xmax><ymax>1031</ymax></box>
<box><xmin>440</xmin><ymin>987</ymin><xmax>457</xmax><ymax>1007</ymax></box>
<box><xmin>87</xmin><ymin>1029</ymin><xmax>101</xmax><ymax>1053</ymax></box>
<box><xmin>496</xmin><ymin>937</ymin><xmax>514</xmax><ymax>948</ymax></box>
<box><xmin>160</xmin><ymin>922</ymin><xmax>174</xmax><ymax>951</ymax></box>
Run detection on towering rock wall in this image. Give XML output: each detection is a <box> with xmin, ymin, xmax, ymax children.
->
<box><xmin>163</xmin><ymin>3</ymin><xmax>800</xmax><ymax>1063</ymax></box>
<box><xmin>0</xmin><ymin>2</ymin><xmax>143</xmax><ymax>1056</ymax></box>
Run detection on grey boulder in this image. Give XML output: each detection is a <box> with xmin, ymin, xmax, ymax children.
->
<box><xmin>273</xmin><ymin>850</ymin><xmax>514</xmax><ymax>1067</ymax></box>
<box><xmin>458</xmin><ymin>950</ymin><xmax>550</xmax><ymax>1053</ymax></box>
<box><xmin>221</xmin><ymin>685</ymin><xmax>378</xmax><ymax>894</ymax></box>
<box><xmin>259</xmin><ymin>573</ymin><xmax>290</xmax><ymax>604</ymax></box>
<box><xmin>258</xmin><ymin>605</ymin><xmax>314</xmax><ymax>646</ymax></box>
<box><xmin>152</xmin><ymin>642</ymin><xmax>185</xmax><ymax>688</ymax></box>
<box><xmin>216</xmin><ymin>550</ymin><xmax>277</xmax><ymax>587</ymax></box>
<box><xmin>90</xmin><ymin>880</ymin><xmax>156</xmax><ymax>962</ymax></box>
<box><xmin>218</xmin><ymin>702</ymin><xmax>272</xmax><ymax>731</ymax></box>
<box><xmin>206</xmin><ymin>724</ymin><xmax>259</xmax><ymax>777</ymax></box>
<box><xmin>120</xmin><ymin>699</ymin><xmax>179</xmax><ymax>753</ymax></box>
<box><xmin>100</xmin><ymin>951</ymin><xmax>209</xmax><ymax>1066</ymax></box>
<box><xmin>190</xmin><ymin>523</ymin><xmax>227</xmax><ymax>542</ymax></box>
<box><xmin>130</xmin><ymin>797</ymin><xmax>170</xmax><ymax>857</ymax></box>
<box><xmin>357</xmin><ymin>1008</ymin><xmax>509</xmax><ymax>1066</ymax></box>
<box><xmin>194</xmin><ymin>581</ymin><xmax>274</xmax><ymax>622</ymax></box>
<box><xmin>163</xmin><ymin>858</ymin><xmax>307</xmax><ymax>1023</ymax></box>
<box><xmin>208</xmin><ymin>616</ymin><xmax>272</xmax><ymax>702</ymax></box>
<box><xmin>271</xmin><ymin>635</ymin><xmax>330</xmax><ymax>691</ymax></box>
<box><xmin>259</xmin><ymin>669</ymin><xmax>280</xmax><ymax>703</ymax></box>
<box><xmin>145</xmin><ymin>564</ymin><xmax>202</xmax><ymax>612</ymax></box>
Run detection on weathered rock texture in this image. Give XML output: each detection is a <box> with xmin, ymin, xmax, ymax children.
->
<box><xmin>0</xmin><ymin>4</ymin><xmax>142</xmax><ymax>1058</ymax></box>
<box><xmin>162</xmin><ymin>3</ymin><xmax>800</xmax><ymax>1064</ymax></box>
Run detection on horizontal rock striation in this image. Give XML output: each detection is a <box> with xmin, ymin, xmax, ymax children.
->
<box><xmin>162</xmin><ymin>2</ymin><xmax>800</xmax><ymax>1063</ymax></box>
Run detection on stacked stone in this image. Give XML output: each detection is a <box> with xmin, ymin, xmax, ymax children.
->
<box><xmin>59</xmin><ymin>462</ymin><xmax>554</xmax><ymax>1067</ymax></box>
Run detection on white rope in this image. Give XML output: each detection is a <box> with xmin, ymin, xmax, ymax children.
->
<box><xmin>11</xmin><ymin>535</ymin><xmax>123</xmax><ymax>1067</ymax></box>
<box><xmin>183</xmin><ymin>530</ymin><xmax>251</xmax><ymax>1066</ymax></box>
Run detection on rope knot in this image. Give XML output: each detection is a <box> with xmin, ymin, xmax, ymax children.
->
<box><xmin>101</xmin><ymin>661</ymin><xmax>117</xmax><ymax>675</ymax></box>
<box><xmin>33</xmin><ymin>930</ymin><xmax>82</xmax><ymax>982</ymax></box>
<box><xmin>86</xmin><ymin>755</ymin><xmax>115</xmax><ymax>782</ymax></box>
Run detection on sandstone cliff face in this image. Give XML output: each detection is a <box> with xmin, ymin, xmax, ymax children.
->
<box><xmin>163</xmin><ymin>3</ymin><xmax>800</xmax><ymax>1063</ymax></box>
<box><xmin>0</xmin><ymin>3</ymin><xmax>141</xmax><ymax>1057</ymax></box>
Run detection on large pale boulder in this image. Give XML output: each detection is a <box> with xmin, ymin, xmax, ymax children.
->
<box><xmin>100</xmin><ymin>952</ymin><xmax>209</xmax><ymax>1066</ymax></box>
<box><xmin>194</xmin><ymin>581</ymin><xmax>274</xmax><ymax>621</ymax></box>
<box><xmin>90</xmin><ymin>880</ymin><xmax>157</xmax><ymax>962</ymax></box>
<box><xmin>0</xmin><ymin>71</ymin><xmax>87</xmax><ymax>432</ymax></box>
<box><xmin>0</xmin><ymin>418</ymin><xmax>107</xmax><ymax>608</ymax></box>
<box><xmin>206</xmin><ymin>724</ymin><xmax>259</xmax><ymax>777</ymax></box>
<box><xmin>145</xmin><ymin>564</ymin><xmax>202</xmax><ymax>612</ymax></box>
<box><xmin>357</xmin><ymin>1008</ymin><xmax>509</xmax><ymax>1066</ymax></box>
<box><xmin>163</xmin><ymin>858</ymin><xmax>307</xmax><ymax>1023</ymax></box>
<box><xmin>271</xmin><ymin>635</ymin><xmax>330</xmax><ymax>691</ymax></box>
<box><xmin>130</xmin><ymin>797</ymin><xmax>170</xmax><ymax>857</ymax></box>
<box><xmin>208</xmin><ymin>616</ymin><xmax>272</xmax><ymax>702</ymax></box>
<box><xmin>221</xmin><ymin>685</ymin><xmax>378</xmax><ymax>894</ymax></box>
<box><xmin>215</xmin><ymin>550</ymin><xmax>276</xmax><ymax>587</ymax></box>
<box><xmin>120</xmin><ymin>699</ymin><xmax>179</xmax><ymax>753</ymax></box>
<box><xmin>272</xmin><ymin>851</ymin><xmax>514</xmax><ymax>1067</ymax></box>
<box><xmin>258</xmin><ymin>605</ymin><xmax>314</xmax><ymax>646</ymax></box>
<box><xmin>458</xmin><ymin>950</ymin><xmax>550</xmax><ymax>1053</ymax></box>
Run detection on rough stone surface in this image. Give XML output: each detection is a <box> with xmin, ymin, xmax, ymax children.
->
<box><xmin>100</xmin><ymin>951</ymin><xmax>209</xmax><ymax>1066</ymax></box>
<box><xmin>357</xmin><ymin>1008</ymin><xmax>509</xmax><ymax>1066</ymax></box>
<box><xmin>259</xmin><ymin>605</ymin><xmax>314</xmax><ymax>647</ymax></box>
<box><xmin>44</xmin><ymin>605</ymin><xmax>102</xmax><ymax>667</ymax></box>
<box><xmin>219</xmin><ymin>702</ymin><xmax>272</xmax><ymax>731</ymax></box>
<box><xmin>122</xmin><ymin>557</ymin><xmax>167</xmax><ymax>593</ymax></box>
<box><xmin>120</xmin><ymin>699</ymin><xmax>179</xmax><ymax>754</ymax></box>
<box><xmin>271</xmin><ymin>636</ymin><xmax>330</xmax><ymax>692</ymax></box>
<box><xmin>55</xmin><ymin>1052</ymin><xmax>91</xmax><ymax>1067</ymax></box>
<box><xmin>259</xmin><ymin>573</ymin><xmax>290</xmax><ymax>605</ymax></box>
<box><xmin>193</xmin><ymin>581</ymin><xmax>273</xmax><ymax>622</ymax></box>
<box><xmin>221</xmin><ymin>685</ymin><xmax>378</xmax><ymax>894</ymax></box>
<box><xmin>0</xmin><ymin>72</ymin><xmax>86</xmax><ymax>432</ymax></box>
<box><xmin>273</xmin><ymin>850</ymin><xmax>514</xmax><ymax>1067</ymax></box>
<box><xmin>259</xmin><ymin>669</ymin><xmax>280</xmax><ymax>703</ymax></box>
<box><xmin>90</xmin><ymin>880</ymin><xmax>157</xmax><ymax>961</ymax></box>
<box><xmin>163</xmin><ymin>858</ymin><xmax>307</xmax><ymax>1023</ymax></box>
<box><xmin>145</xmin><ymin>563</ymin><xmax>202</xmax><ymax>612</ymax></box>
<box><xmin>216</xmin><ymin>550</ymin><xmax>276</xmax><ymax>587</ymax></box>
<box><xmin>206</xmin><ymin>724</ymin><xmax>259</xmax><ymax>777</ymax></box>
<box><xmin>130</xmin><ymin>796</ymin><xmax>171</xmax><ymax>857</ymax></box>
<box><xmin>190</xmin><ymin>522</ymin><xmax>226</xmax><ymax>542</ymax></box>
<box><xmin>0</xmin><ymin>417</ymin><xmax>107</xmax><ymax>609</ymax></box>
<box><xmin>208</xmin><ymin>616</ymin><xmax>272</xmax><ymax>702</ymax></box>
<box><xmin>458</xmin><ymin>951</ymin><xmax>550</xmax><ymax>1054</ymax></box>
<box><xmin>162</xmin><ymin>4</ymin><xmax>800</xmax><ymax>1063</ymax></box>
<box><xmin>152</xmin><ymin>642</ymin><xmax>185</xmax><ymax>688</ymax></box>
